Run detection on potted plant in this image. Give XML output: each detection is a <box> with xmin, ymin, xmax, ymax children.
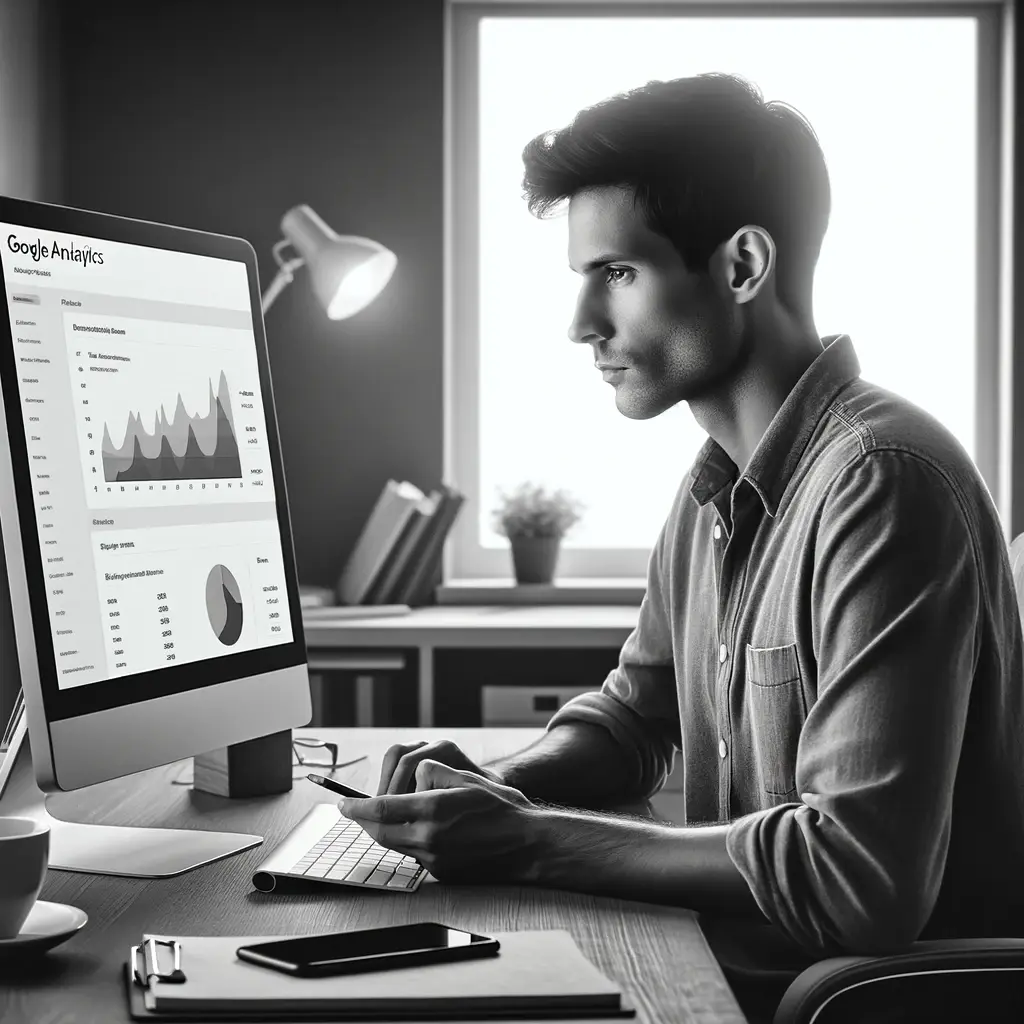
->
<box><xmin>491</xmin><ymin>482</ymin><xmax>585</xmax><ymax>584</ymax></box>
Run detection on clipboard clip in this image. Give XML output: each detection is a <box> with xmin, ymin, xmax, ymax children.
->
<box><xmin>131</xmin><ymin>937</ymin><xmax>187</xmax><ymax>986</ymax></box>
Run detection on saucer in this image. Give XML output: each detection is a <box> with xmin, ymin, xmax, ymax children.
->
<box><xmin>0</xmin><ymin>901</ymin><xmax>88</xmax><ymax>958</ymax></box>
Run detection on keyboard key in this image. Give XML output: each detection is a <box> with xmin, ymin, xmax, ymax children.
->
<box><xmin>344</xmin><ymin>862</ymin><xmax>378</xmax><ymax>884</ymax></box>
<box><xmin>387</xmin><ymin>873</ymin><xmax>415</xmax><ymax>888</ymax></box>
<box><xmin>366</xmin><ymin>867</ymin><xmax>394</xmax><ymax>886</ymax></box>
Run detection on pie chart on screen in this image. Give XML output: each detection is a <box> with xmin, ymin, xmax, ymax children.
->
<box><xmin>206</xmin><ymin>564</ymin><xmax>243</xmax><ymax>646</ymax></box>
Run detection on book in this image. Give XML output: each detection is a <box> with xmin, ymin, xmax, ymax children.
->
<box><xmin>389</xmin><ymin>490</ymin><xmax>449</xmax><ymax>608</ymax></box>
<box><xmin>395</xmin><ymin>484</ymin><xmax>465</xmax><ymax>607</ymax></box>
<box><xmin>356</xmin><ymin>510</ymin><xmax>421</xmax><ymax>606</ymax></box>
<box><xmin>335</xmin><ymin>480</ymin><xmax>425</xmax><ymax>607</ymax></box>
<box><xmin>125</xmin><ymin>930</ymin><xmax>633</xmax><ymax>1020</ymax></box>
<box><xmin>362</xmin><ymin>488</ymin><xmax>443</xmax><ymax>605</ymax></box>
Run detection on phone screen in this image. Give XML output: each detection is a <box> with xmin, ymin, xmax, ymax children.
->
<box><xmin>237</xmin><ymin>923</ymin><xmax>498</xmax><ymax>975</ymax></box>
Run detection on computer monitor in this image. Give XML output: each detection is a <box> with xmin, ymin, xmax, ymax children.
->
<box><xmin>0</xmin><ymin>195</ymin><xmax>311</xmax><ymax>877</ymax></box>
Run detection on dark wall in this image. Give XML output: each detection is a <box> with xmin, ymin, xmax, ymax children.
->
<box><xmin>57</xmin><ymin>0</ymin><xmax>445</xmax><ymax>588</ymax></box>
<box><xmin>0</xmin><ymin>0</ymin><xmax>65</xmax><ymax>728</ymax></box>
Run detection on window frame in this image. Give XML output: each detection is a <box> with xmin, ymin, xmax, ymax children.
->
<box><xmin>443</xmin><ymin>0</ymin><xmax>1015</xmax><ymax>588</ymax></box>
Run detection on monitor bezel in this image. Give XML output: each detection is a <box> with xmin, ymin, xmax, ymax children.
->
<box><xmin>0</xmin><ymin>194</ymin><xmax>307</xmax><ymax>724</ymax></box>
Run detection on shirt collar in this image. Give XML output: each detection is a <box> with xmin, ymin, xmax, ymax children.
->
<box><xmin>688</xmin><ymin>334</ymin><xmax>861</xmax><ymax>518</ymax></box>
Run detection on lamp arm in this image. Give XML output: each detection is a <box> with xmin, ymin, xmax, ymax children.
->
<box><xmin>261</xmin><ymin>266</ymin><xmax>295</xmax><ymax>314</ymax></box>
<box><xmin>261</xmin><ymin>239</ymin><xmax>306</xmax><ymax>315</ymax></box>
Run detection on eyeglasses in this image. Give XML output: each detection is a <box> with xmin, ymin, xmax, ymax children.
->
<box><xmin>292</xmin><ymin>736</ymin><xmax>368</xmax><ymax>776</ymax></box>
<box><xmin>171</xmin><ymin>736</ymin><xmax>367</xmax><ymax>785</ymax></box>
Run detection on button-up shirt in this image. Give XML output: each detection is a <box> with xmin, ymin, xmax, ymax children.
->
<box><xmin>546</xmin><ymin>334</ymin><xmax>1024</xmax><ymax>957</ymax></box>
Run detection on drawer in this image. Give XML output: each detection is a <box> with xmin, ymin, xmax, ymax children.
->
<box><xmin>481</xmin><ymin>684</ymin><xmax>595</xmax><ymax>727</ymax></box>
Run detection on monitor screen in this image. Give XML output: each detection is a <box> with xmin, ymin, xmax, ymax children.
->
<box><xmin>0</xmin><ymin>203</ymin><xmax>304</xmax><ymax>721</ymax></box>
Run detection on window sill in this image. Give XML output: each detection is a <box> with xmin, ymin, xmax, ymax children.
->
<box><xmin>437</xmin><ymin>577</ymin><xmax>645</xmax><ymax>606</ymax></box>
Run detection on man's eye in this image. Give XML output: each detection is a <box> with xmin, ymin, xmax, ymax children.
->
<box><xmin>605</xmin><ymin>266</ymin><xmax>634</xmax><ymax>285</ymax></box>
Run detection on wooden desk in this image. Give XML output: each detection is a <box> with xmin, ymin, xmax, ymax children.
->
<box><xmin>303</xmin><ymin>606</ymin><xmax>640</xmax><ymax>727</ymax></box>
<box><xmin>2</xmin><ymin>728</ymin><xmax>745</xmax><ymax>1024</ymax></box>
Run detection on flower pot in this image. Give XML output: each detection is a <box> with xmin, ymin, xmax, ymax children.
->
<box><xmin>509</xmin><ymin>535</ymin><xmax>561</xmax><ymax>584</ymax></box>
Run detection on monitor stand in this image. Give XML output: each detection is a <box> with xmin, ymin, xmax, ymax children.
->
<box><xmin>0</xmin><ymin>702</ymin><xmax>262</xmax><ymax>878</ymax></box>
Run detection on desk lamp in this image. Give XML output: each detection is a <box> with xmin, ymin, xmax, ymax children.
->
<box><xmin>260</xmin><ymin>204</ymin><xmax>397</xmax><ymax>319</ymax></box>
<box><xmin>260</xmin><ymin>202</ymin><xmax>398</xmax><ymax>615</ymax></box>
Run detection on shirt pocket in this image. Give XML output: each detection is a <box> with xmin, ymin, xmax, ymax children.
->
<box><xmin>745</xmin><ymin>642</ymin><xmax>806</xmax><ymax>803</ymax></box>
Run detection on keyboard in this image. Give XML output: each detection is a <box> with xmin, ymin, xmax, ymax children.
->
<box><xmin>251</xmin><ymin>802</ymin><xmax>428</xmax><ymax>893</ymax></box>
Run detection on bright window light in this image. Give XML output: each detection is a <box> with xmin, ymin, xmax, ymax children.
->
<box><xmin>475</xmin><ymin>15</ymin><xmax>977</xmax><ymax>553</ymax></box>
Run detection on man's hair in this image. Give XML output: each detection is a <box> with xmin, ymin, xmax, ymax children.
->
<box><xmin>521</xmin><ymin>73</ymin><xmax>831</xmax><ymax>317</ymax></box>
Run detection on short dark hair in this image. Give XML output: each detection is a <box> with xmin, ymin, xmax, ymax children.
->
<box><xmin>521</xmin><ymin>73</ymin><xmax>830</xmax><ymax>316</ymax></box>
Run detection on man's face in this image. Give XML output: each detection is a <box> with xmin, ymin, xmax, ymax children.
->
<box><xmin>567</xmin><ymin>186</ymin><xmax>750</xmax><ymax>420</ymax></box>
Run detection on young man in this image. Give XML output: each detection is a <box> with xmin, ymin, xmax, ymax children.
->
<box><xmin>338</xmin><ymin>74</ymin><xmax>1024</xmax><ymax>1020</ymax></box>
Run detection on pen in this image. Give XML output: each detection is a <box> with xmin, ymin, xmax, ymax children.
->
<box><xmin>306</xmin><ymin>773</ymin><xmax>371</xmax><ymax>799</ymax></box>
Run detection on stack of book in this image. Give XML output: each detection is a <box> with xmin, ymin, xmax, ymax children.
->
<box><xmin>327</xmin><ymin>479</ymin><xmax>465</xmax><ymax>609</ymax></box>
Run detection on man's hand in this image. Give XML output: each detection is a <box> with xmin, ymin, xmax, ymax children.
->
<box><xmin>340</xmin><ymin>760</ymin><xmax>760</xmax><ymax>916</ymax></box>
<box><xmin>375</xmin><ymin>738</ymin><xmax>503</xmax><ymax>795</ymax></box>
<box><xmin>339</xmin><ymin>759</ymin><xmax>538</xmax><ymax>884</ymax></box>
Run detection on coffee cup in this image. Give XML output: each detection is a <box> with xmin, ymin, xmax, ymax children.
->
<box><xmin>0</xmin><ymin>817</ymin><xmax>49</xmax><ymax>939</ymax></box>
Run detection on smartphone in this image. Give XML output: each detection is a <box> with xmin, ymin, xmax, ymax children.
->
<box><xmin>236</xmin><ymin>923</ymin><xmax>500</xmax><ymax>977</ymax></box>
<box><xmin>306</xmin><ymin>773</ymin><xmax>370</xmax><ymax>799</ymax></box>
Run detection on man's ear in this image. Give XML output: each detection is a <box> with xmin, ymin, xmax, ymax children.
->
<box><xmin>712</xmin><ymin>225</ymin><xmax>776</xmax><ymax>305</ymax></box>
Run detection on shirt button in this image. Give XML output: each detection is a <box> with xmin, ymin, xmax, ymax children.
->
<box><xmin>719</xmin><ymin>738</ymin><xmax>728</xmax><ymax>759</ymax></box>
<box><xmin>713</xmin><ymin>524</ymin><xmax>722</xmax><ymax>540</ymax></box>
<box><xmin>719</xmin><ymin>643</ymin><xmax>727</xmax><ymax>663</ymax></box>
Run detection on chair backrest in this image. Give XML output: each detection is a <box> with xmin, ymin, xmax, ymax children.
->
<box><xmin>1009</xmin><ymin>533</ymin><xmax>1024</xmax><ymax>627</ymax></box>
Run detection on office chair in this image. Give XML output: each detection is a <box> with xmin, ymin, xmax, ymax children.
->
<box><xmin>772</xmin><ymin>533</ymin><xmax>1024</xmax><ymax>1024</ymax></box>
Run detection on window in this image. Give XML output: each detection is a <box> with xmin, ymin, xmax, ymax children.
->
<box><xmin>445</xmin><ymin>1</ymin><xmax>1006</xmax><ymax>582</ymax></box>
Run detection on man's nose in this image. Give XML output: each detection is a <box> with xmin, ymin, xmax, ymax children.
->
<box><xmin>567</xmin><ymin>294</ymin><xmax>607</xmax><ymax>346</ymax></box>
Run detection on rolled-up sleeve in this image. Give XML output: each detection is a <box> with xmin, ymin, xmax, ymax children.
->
<box><xmin>545</xmin><ymin>515</ymin><xmax>681</xmax><ymax>801</ymax></box>
<box><xmin>726</xmin><ymin>450</ymin><xmax>981</xmax><ymax>957</ymax></box>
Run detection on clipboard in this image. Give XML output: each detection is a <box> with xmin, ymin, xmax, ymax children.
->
<box><xmin>123</xmin><ymin>932</ymin><xmax>637</xmax><ymax>1021</ymax></box>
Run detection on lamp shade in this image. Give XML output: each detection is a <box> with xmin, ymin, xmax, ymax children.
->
<box><xmin>280</xmin><ymin>204</ymin><xmax>396</xmax><ymax>320</ymax></box>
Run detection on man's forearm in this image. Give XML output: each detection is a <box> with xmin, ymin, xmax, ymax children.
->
<box><xmin>484</xmin><ymin>722</ymin><xmax>642</xmax><ymax>809</ymax></box>
<box><xmin>521</xmin><ymin>805</ymin><xmax>764</xmax><ymax>917</ymax></box>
